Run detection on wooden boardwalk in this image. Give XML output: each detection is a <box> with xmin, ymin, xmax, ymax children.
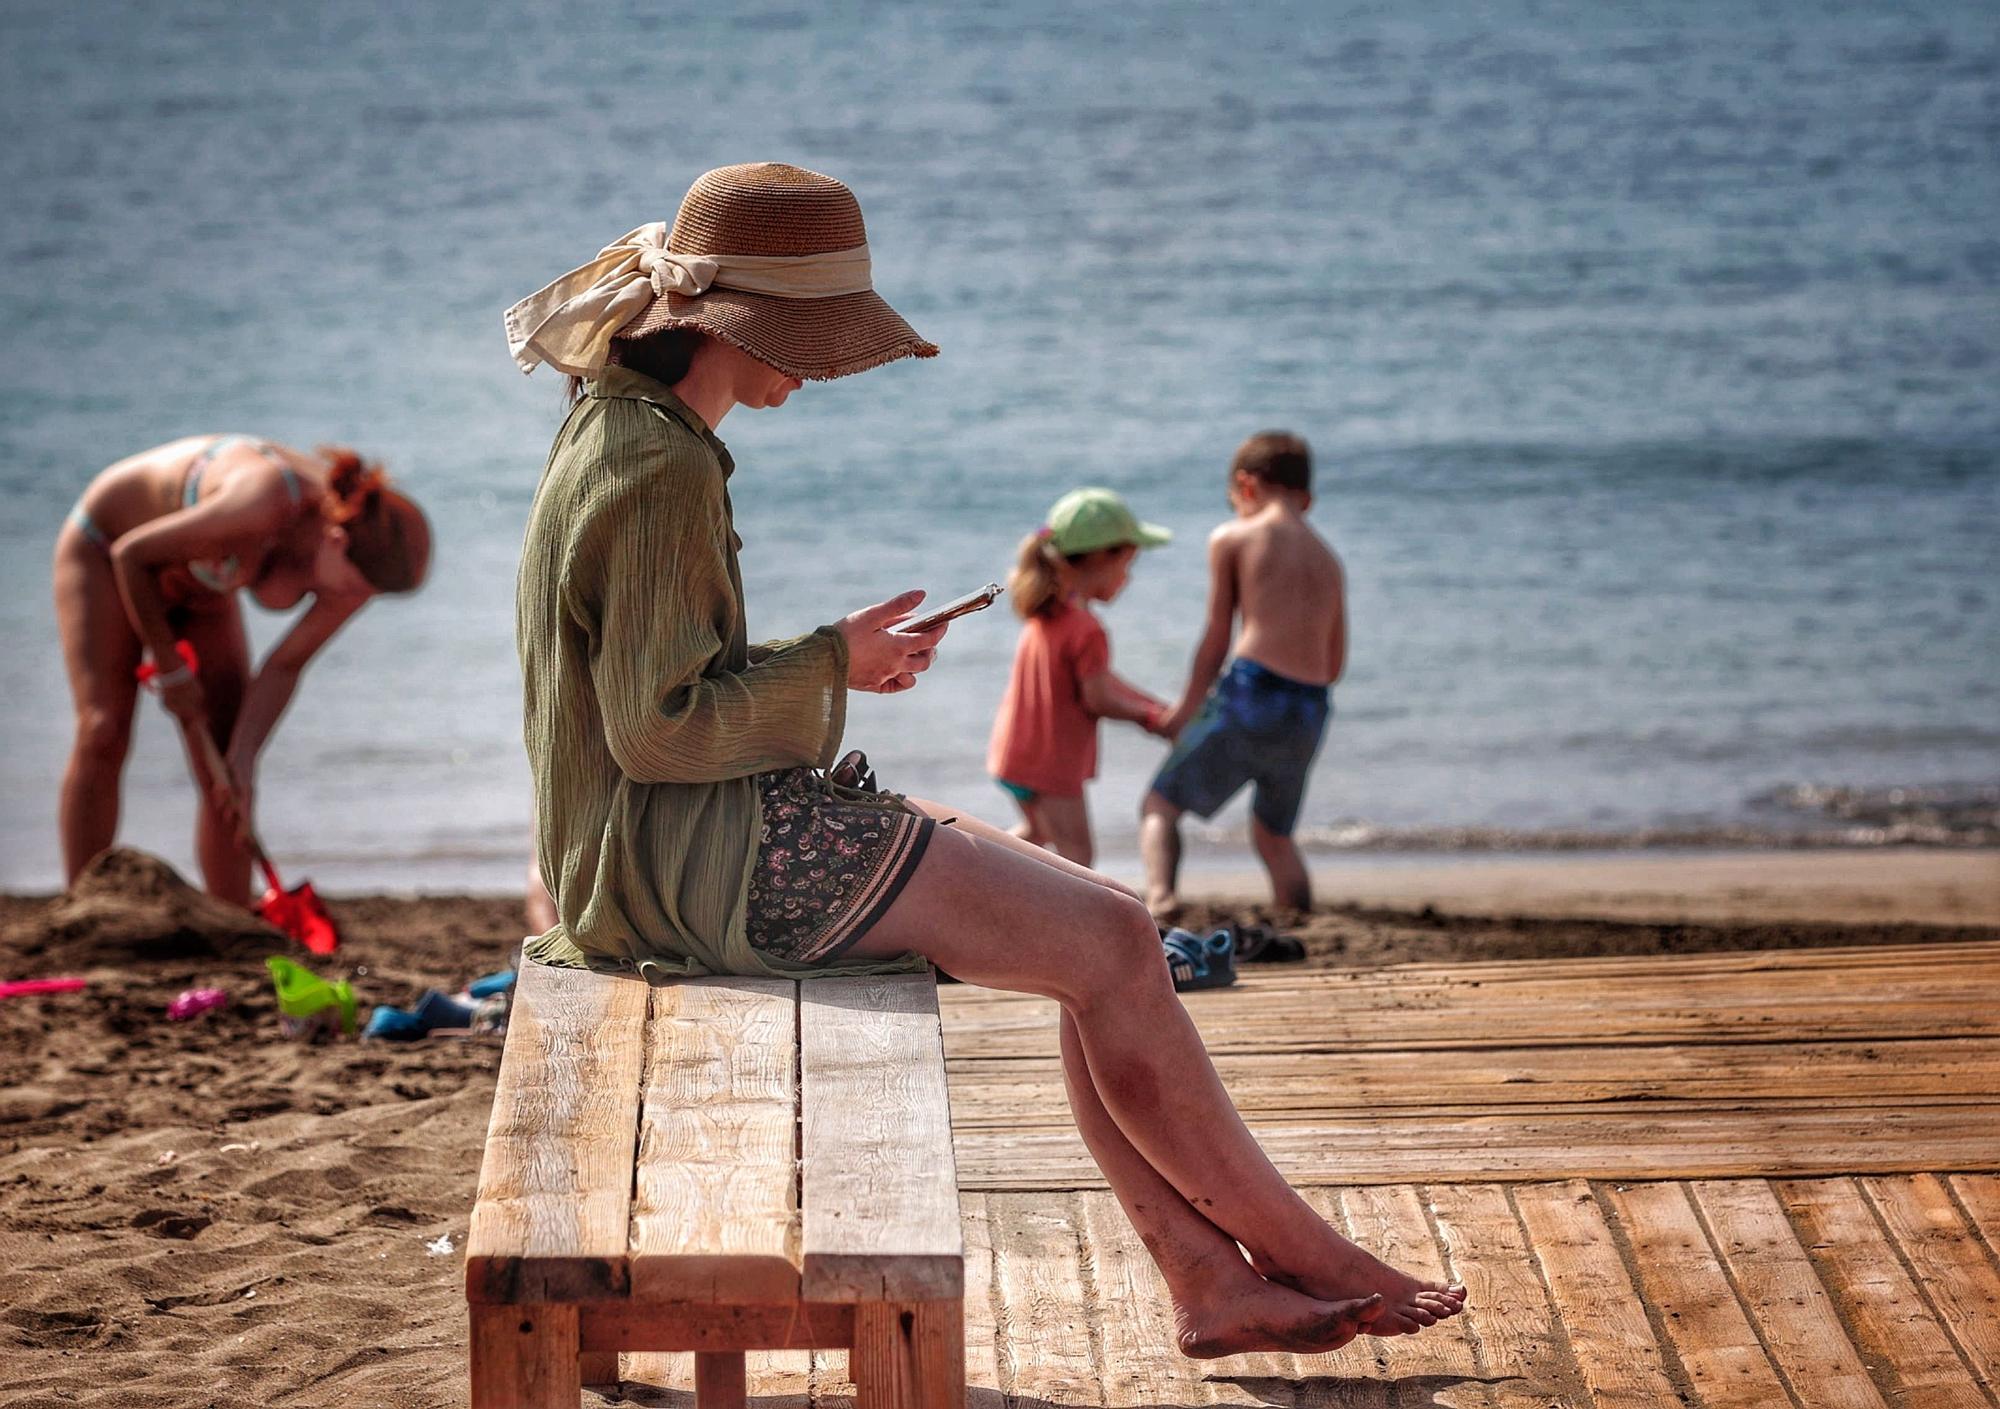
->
<box><xmin>604</xmin><ymin>940</ymin><xmax>2000</xmax><ymax>1407</ymax></box>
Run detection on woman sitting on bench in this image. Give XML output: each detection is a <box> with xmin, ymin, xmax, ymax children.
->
<box><xmin>507</xmin><ymin>163</ymin><xmax>1465</xmax><ymax>1358</ymax></box>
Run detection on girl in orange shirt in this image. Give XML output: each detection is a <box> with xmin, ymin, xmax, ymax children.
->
<box><xmin>988</xmin><ymin>487</ymin><xmax>1175</xmax><ymax>866</ymax></box>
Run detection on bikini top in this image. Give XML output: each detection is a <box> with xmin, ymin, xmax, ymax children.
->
<box><xmin>184</xmin><ymin>435</ymin><xmax>302</xmax><ymax>593</ymax></box>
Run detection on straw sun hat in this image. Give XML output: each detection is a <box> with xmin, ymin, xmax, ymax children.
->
<box><xmin>504</xmin><ymin>162</ymin><xmax>937</xmax><ymax>383</ymax></box>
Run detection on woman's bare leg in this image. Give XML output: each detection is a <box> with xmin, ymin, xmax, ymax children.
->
<box><xmin>53</xmin><ymin>531</ymin><xmax>141</xmax><ymax>883</ymax></box>
<box><xmin>847</xmin><ymin>820</ymin><xmax>1463</xmax><ymax>1334</ymax></box>
<box><xmin>913</xmin><ymin>799</ymin><xmax>1138</xmax><ymax>901</ymax></box>
<box><xmin>904</xmin><ymin>802</ymin><xmax>1384</xmax><ymax>1350</ymax></box>
<box><xmin>181</xmin><ymin>600</ymin><xmax>253</xmax><ymax>904</ymax></box>
<box><xmin>1058</xmin><ymin>1009</ymin><xmax>1384</xmax><ymax>1353</ymax></box>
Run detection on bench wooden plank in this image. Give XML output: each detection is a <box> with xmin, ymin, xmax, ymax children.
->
<box><xmin>852</xmin><ymin>1299</ymin><xmax>964</xmax><ymax>1409</ymax></box>
<box><xmin>578</xmin><ymin>1301</ymin><xmax>855</xmax><ymax>1353</ymax></box>
<box><xmin>799</xmin><ymin>974</ymin><xmax>964</xmax><ymax>1302</ymax></box>
<box><xmin>628</xmin><ymin>977</ymin><xmax>801</xmax><ymax>1303</ymax></box>
<box><xmin>469</xmin><ymin>1304</ymin><xmax>582</xmax><ymax>1407</ymax></box>
<box><xmin>466</xmin><ymin>960</ymin><xmax>650</xmax><ymax>1304</ymax></box>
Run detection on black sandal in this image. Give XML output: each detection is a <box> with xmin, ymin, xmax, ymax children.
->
<box><xmin>1232</xmin><ymin>924</ymin><xmax>1306</xmax><ymax>964</ymax></box>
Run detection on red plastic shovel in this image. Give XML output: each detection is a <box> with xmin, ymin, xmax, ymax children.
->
<box><xmin>187</xmin><ymin>728</ymin><xmax>340</xmax><ymax>955</ymax></box>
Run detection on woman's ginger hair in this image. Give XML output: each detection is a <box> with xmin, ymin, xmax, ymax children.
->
<box><xmin>316</xmin><ymin>447</ymin><xmax>431</xmax><ymax>594</ymax></box>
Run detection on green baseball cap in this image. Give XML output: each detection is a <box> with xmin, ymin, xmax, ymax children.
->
<box><xmin>1042</xmin><ymin>487</ymin><xmax>1173</xmax><ymax>556</ymax></box>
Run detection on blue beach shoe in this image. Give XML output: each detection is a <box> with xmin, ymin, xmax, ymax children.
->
<box><xmin>1162</xmin><ymin>927</ymin><xmax>1238</xmax><ymax>993</ymax></box>
<box><xmin>362</xmin><ymin>1005</ymin><xmax>428</xmax><ymax>1041</ymax></box>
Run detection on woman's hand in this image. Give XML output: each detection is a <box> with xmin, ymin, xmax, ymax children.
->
<box><xmin>836</xmin><ymin>590</ymin><xmax>948</xmax><ymax>695</ymax></box>
<box><xmin>158</xmin><ymin>673</ymin><xmax>207</xmax><ymax>726</ymax></box>
<box><xmin>178</xmin><ymin>720</ymin><xmax>248</xmax><ymax>843</ymax></box>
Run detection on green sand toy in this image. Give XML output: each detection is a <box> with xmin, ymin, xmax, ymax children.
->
<box><xmin>265</xmin><ymin>956</ymin><xmax>357</xmax><ymax>1037</ymax></box>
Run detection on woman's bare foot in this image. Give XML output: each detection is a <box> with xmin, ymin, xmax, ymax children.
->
<box><xmin>1252</xmin><ymin>1238</ymin><xmax>1467</xmax><ymax>1337</ymax></box>
<box><xmin>1172</xmin><ymin>1253</ymin><xmax>1386</xmax><ymax>1359</ymax></box>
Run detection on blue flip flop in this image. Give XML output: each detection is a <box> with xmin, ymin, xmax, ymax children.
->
<box><xmin>1162</xmin><ymin>927</ymin><xmax>1238</xmax><ymax>993</ymax></box>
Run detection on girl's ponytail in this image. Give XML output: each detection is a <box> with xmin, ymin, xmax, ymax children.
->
<box><xmin>1008</xmin><ymin>529</ymin><xmax>1064</xmax><ymax>619</ymax></box>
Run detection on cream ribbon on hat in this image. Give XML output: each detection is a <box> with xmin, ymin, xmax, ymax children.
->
<box><xmin>504</xmin><ymin>222</ymin><xmax>874</xmax><ymax>376</ymax></box>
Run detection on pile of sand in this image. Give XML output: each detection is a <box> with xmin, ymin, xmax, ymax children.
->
<box><xmin>11</xmin><ymin>847</ymin><xmax>284</xmax><ymax>967</ymax></box>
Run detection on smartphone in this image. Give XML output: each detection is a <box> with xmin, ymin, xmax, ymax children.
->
<box><xmin>899</xmin><ymin>582</ymin><xmax>1004</xmax><ymax>635</ymax></box>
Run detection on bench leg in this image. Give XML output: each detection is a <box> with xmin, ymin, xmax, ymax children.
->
<box><xmin>579</xmin><ymin>1350</ymin><xmax>620</xmax><ymax>1388</ymax></box>
<box><xmin>852</xmin><ymin>1300</ymin><xmax>965</xmax><ymax>1409</ymax></box>
<box><xmin>694</xmin><ymin>1350</ymin><xmax>747</xmax><ymax>1408</ymax></box>
<box><xmin>469</xmin><ymin>1304</ymin><xmax>582</xmax><ymax>1408</ymax></box>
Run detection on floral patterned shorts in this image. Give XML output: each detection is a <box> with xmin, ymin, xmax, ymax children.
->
<box><xmin>743</xmin><ymin>767</ymin><xmax>936</xmax><ymax>965</ymax></box>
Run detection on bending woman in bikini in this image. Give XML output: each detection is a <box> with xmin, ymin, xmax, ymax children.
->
<box><xmin>509</xmin><ymin>164</ymin><xmax>1464</xmax><ymax>1359</ymax></box>
<box><xmin>55</xmin><ymin>433</ymin><xmax>430</xmax><ymax>903</ymax></box>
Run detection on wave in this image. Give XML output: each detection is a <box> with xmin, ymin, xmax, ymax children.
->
<box><xmin>1182</xmin><ymin>779</ymin><xmax>2000</xmax><ymax>854</ymax></box>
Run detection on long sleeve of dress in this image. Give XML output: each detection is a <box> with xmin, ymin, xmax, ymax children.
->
<box><xmin>572</xmin><ymin>433</ymin><xmax>848</xmax><ymax>785</ymax></box>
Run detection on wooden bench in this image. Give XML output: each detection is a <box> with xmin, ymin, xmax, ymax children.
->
<box><xmin>465</xmin><ymin>961</ymin><xmax>965</xmax><ymax>1408</ymax></box>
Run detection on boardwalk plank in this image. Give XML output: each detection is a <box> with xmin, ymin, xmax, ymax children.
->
<box><xmin>1690</xmin><ymin>1178</ymin><xmax>1887</xmax><ymax>1409</ymax></box>
<box><xmin>1514</xmin><ymin>1181</ymin><xmax>1682</xmax><ymax>1409</ymax></box>
<box><xmin>950</xmin><ymin>1104</ymin><xmax>2000</xmax><ymax>1189</ymax></box>
<box><xmin>1076</xmin><ymin>1190</ymin><xmax>1243</xmax><ymax>1406</ymax></box>
<box><xmin>1776</xmin><ymin>1178</ymin><xmax>1990</xmax><ymax>1409</ymax></box>
<box><xmin>1430</xmin><ymin>1184</ymin><xmax>1567</xmax><ymax>1396</ymax></box>
<box><xmin>746</xmin><ymin>1351</ymin><xmax>810</xmax><ymax>1407</ymax></box>
<box><xmin>1332</xmin><ymin>1185</ymin><xmax>1476</xmax><ymax>1385</ymax></box>
<box><xmin>809</xmin><ymin>1346</ymin><xmax>854</xmax><ymax>1407</ymax></box>
<box><xmin>990</xmin><ymin>1192</ymin><xmax>1101</xmax><ymax>1405</ymax></box>
<box><xmin>1950</xmin><ymin>1173</ymin><xmax>2000</xmax><ymax>1262</ymax></box>
<box><xmin>943</xmin><ymin>1039</ymin><xmax>2000</xmax><ymax>1126</ymax></box>
<box><xmin>1863</xmin><ymin>1175</ymin><xmax>2000</xmax><ymax>1392</ymax></box>
<box><xmin>1199</xmin><ymin>1188</ymin><xmax>1374</xmax><ymax>1401</ymax></box>
<box><xmin>617</xmin><ymin>1350</ymin><xmax>685</xmax><ymax>1397</ymax></box>
<box><xmin>960</xmin><ymin>1192</ymin><xmax>1004</xmax><ymax>1401</ymax></box>
<box><xmin>1605</xmin><ymin>1181</ymin><xmax>1791</xmax><ymax>1409</ymax></box>
<box><xmin>939</xmin><ymin>946</ymin><xmax>2000</xmax><ymax>1059</ymax></box>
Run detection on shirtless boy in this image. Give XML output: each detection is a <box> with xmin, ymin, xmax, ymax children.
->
<box><xmin>1143</xmin><ymin>431</ymin><xmax>1345</xmax><ymax>918</ymax></box>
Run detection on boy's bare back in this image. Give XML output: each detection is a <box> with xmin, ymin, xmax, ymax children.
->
<box><xmin>1218</xmin><ymin>503</ymin><xmax>1346</xmax><ymax>687</ymax></box>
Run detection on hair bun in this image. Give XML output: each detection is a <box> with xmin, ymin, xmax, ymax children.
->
<box><xmin>317</xmin><ymin>446</ymin><xmax>389</xmax><ymax>524</ymax></box>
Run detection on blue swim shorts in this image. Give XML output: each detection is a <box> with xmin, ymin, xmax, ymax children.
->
<box><xmin>1149</xmin><ymin>659</ymin><xmax>1330</xmax><ymax>836</ymax></box>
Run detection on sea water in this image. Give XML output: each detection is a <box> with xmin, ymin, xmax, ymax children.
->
<box><xmin>1</xmin><ymin>0</ymin><xmax>1995</xmax><ymax>890</ymax></box>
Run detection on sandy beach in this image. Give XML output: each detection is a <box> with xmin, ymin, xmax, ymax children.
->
<box><xmin>0</xmin><ymin>845</ymin><xmax>1991</xmax><ymax>1406</ymax></box>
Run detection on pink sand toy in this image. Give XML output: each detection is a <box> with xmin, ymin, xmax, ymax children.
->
<box><xmin>0</xmin><ymin>978</ymin><xmax>88</xmax><ymax>1000</ymax></box>
<box><xmin>167</xmin><ymin>988</ymin><xmax>230</xmax><ymax>1022</ymax></box>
